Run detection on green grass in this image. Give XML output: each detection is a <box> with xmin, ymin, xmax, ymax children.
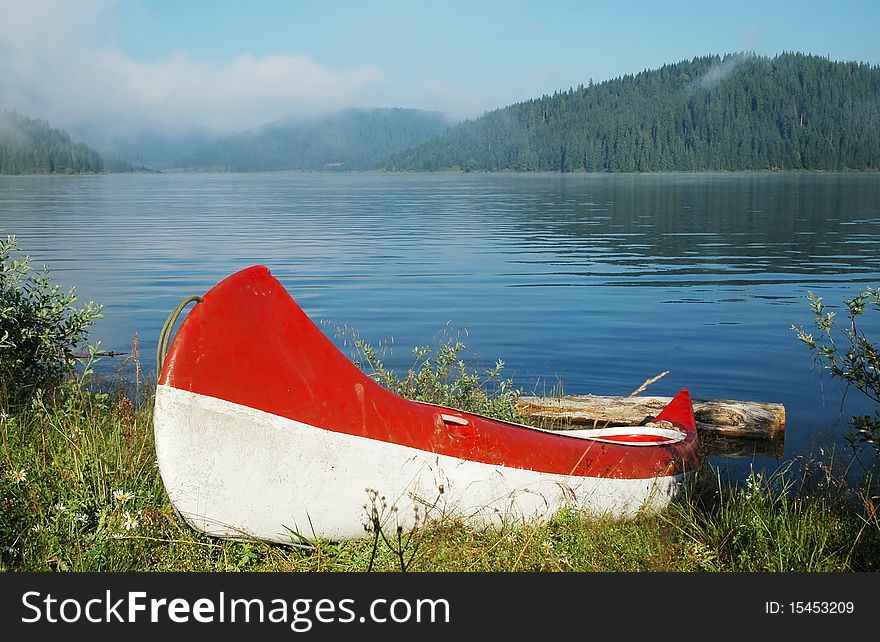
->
<box><xmin>2</xmin><ymin>337</ymin><xmax>879</xmax><ymax>572</ymax></box>
<box><xmin>2</xmin><ymin>383</ymin><xmax>879</xmax><ymax>572</ymax></box>
<box><xmin>668</xmin><ymin>460</ymin><xmax>880</xmax><ymax>571</ymax></box>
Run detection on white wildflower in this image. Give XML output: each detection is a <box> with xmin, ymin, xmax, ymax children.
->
<box><xmin>122</xmin><ymin>511</ymin><xmax>139</xmax><ymax>531</ymax></box>
<box><xmin>744</xmin><ymin>471</ymin><xmax>764</xmax><ymax>501</ymax></box>
<box><xmin>113</xmin><ymin>489</ymin><xmax>135</xmax><ymax>503</ymax></box>
<box><xmin>10</xmin><ymin>469</ymin><xmax>26</xmax><ymax>484</ymax></box>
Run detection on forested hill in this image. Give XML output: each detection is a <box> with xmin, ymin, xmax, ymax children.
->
<box><xmin>171</xmin><ymin>108</ymin><xmax>450</xmax><ymax>171</ymax></box>
<box><xmin>382</xmin><ymin>53</ymin><xmax>880</xmax><ymax>172</ymax></box>
<box><xmin>0</xmin><ymin>110</ymin><xmax>130</xmax><ymax>174</ymax></box>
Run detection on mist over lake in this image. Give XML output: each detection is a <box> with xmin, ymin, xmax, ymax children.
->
<box><xmin>2</xmin><ymin>171</ymin><xmax>879</xmax><ymax>478</ymax></box>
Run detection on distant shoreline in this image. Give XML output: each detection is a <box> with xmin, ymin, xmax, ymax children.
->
<box><xmin>2</xmin><ymin>167</ymin><xmax>878</xmax><ymax>177</ymax></box>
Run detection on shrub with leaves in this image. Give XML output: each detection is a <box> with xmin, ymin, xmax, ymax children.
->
<box><xmin>0</xmin><ymin>234</ymin><xmax>103</xmax><ymax>403</ymax></box>
<box><xmin>353</xmin><ymin>337</ymin><xmax>523</xmax><ymax>423</ymax></box>
<box><xmin>793</xmin><ymin>288</ymin><xmax>880</xmax><ymax>456</ymax></box>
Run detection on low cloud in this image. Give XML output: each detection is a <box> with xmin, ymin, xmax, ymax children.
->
<box><xmin>0</xmin><ymin>0</ymin><xmax>386</xmax><ymax>133</ymax></box>
<box><xmin>699</xmin><ymin>52</ymin><xmax>755</xmax><ymax>89</ymax></box>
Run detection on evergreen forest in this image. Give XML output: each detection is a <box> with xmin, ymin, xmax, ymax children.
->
<box><xmin>383</xmin><ymin>53</ymin><xmax>880</xmax><ymax>172</ymax></box>
<box><xmin>0</xmin><ymin>110</ymin><xmax>127</xmax><ymax>174</ymax></box>
<box><xmin>171</xmin><ymin>108</ymin><xmax>450</xmax><ymax>172</ymax></box>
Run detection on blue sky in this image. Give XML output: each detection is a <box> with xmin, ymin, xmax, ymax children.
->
<box><xmin>1</xmin><ymin>0</ymin><xmax>878</xmax><ymax>132</ymax></box>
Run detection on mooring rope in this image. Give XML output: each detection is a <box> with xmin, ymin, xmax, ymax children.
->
<box><xmin>156</xmin><ymin>295</ymin><xmax>203</xmax><ymax>376</ymax></box>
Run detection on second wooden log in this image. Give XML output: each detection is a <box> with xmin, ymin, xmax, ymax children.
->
<box><xmin>516</xmin><ymin>394</ymin><xmax>786</xmax><ymax>440</ymax></box>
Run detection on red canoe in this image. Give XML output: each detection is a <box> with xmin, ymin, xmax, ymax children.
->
<box><xmin>154</xmin><ymin>266</ymin><xmax>699</xmax><ymax>542</ymax></box>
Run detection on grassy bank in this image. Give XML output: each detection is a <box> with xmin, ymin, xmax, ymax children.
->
<box><xmin>2</xmin><ymin>376</ymin><xmax>879</xmax><ymax>572</ymax></box>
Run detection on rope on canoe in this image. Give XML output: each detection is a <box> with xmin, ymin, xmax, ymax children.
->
<box><xmin>156</xmin><ymin>295</ymin><xmax>203</xmax><ymax>376</ymax></box>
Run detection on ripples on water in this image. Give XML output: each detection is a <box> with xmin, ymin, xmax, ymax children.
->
<box><xmin>2</xmin><ymin>171</ymin><xmax>879</xmax><ymax>477</ymax></box>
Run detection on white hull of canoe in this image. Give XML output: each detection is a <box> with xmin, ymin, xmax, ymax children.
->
<box><xmin>155</xmin><ymin>385</ymin><xmax>688</xmax><ymax>543</ymax></box>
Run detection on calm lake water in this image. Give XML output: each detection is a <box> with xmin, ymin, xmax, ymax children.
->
<box><xmin>2</xmin><ymin>171</ymin><xmax>879</xmax><ymax>478</ymax></box>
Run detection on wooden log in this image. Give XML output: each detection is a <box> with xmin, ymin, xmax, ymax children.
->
<box><xmin>516</xmin><ymin>394</ymin><xmax>786</xmax><ymax>440</ymax></box>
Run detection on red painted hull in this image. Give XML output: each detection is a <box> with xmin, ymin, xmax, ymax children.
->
<box><xmin>159</xmin><ymin>265</ymin><xmax>699</xmax><ymax>482</ymax></box>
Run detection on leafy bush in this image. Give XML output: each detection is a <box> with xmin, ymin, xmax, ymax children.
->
<box><xmin>353</xmin><ymin>336</ymin><xmax>523</xmax><ymax>423</ymax></box>
<box><xmin>793</xmin><ymin>288</ymin><xmax>880</xmax><ymax>455</ymax></box>
<box><xmin>0</xmin><ymin>234</ymin><xmax>103</xmax><ymax>404</ymax></box>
